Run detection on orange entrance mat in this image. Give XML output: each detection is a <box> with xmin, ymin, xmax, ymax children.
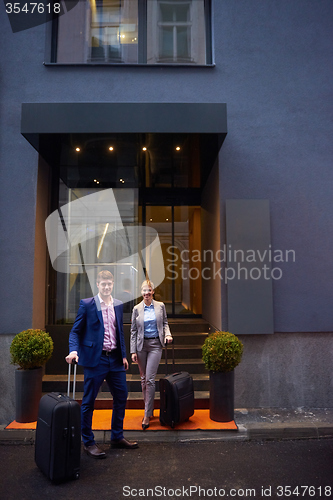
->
<box><xmin>6</xmin><ymin>409</ymin><xmax>237</xmax><ymax>431</ymax></box>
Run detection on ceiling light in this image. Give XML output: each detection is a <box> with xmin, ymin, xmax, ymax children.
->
<box><xmin>108</xmin><ymin>146</ymin><xmax>114</xmax><ymax>151</ymax></box>
<box><xmin>142</xmin><ymin>147</ymin><xmax>147</xmax><ymax>151</ymax></box>
<box><xmin>176</xmin><ymin>146</ymin><xmax>181</xmax><ymax>151</ymax></box>
<box><xmin>75</xmin><ymin>147</ymin><xmax>81</xmax><ymax>152</ymax></box>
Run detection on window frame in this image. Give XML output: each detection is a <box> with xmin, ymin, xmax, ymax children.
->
<box><xmin>46</xmin><ymin>0</ymin><xmax>214</xmax><ymax>66</ymax></box>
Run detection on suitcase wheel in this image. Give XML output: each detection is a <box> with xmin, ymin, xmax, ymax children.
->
<box><xmin>73</xmin><ymin>472</ymin><xmax>80</xmax><ymax>480</ymax></box>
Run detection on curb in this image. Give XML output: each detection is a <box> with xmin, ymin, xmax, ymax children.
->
<box><xmin>1</xmin><ymin>423</ymin><xmax>333</xmax><ymax>444</ymax></box>
<box><xmin>246</xmin><ymin>422</ymin><xmax>333</xmax><ymax>441</ymax></box>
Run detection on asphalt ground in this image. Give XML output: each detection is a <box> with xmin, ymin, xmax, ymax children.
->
<box><xmin>0</xmin><ymin>439</ymin><xmax>332</xmax><ymax>500</ymax></box>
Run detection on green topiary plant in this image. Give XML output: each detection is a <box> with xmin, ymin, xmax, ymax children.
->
<box><xmin>202</xmin><ymin>331</ymin><xmax>244</xmax><ymax>373</ymax></box>
<box><xmin>10</xmin><ymin>329</ymin><xmax>54</xmax><ymax>370</ymax></box>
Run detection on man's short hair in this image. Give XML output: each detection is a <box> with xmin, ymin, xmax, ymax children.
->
<box><xmin>97</xmin><ymin>270</ymin><xmax>114</xmax><ymax>283</ymax></box>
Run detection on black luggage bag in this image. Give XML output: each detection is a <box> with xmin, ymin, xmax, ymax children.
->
<box><xmin>159</xmin><ymin>342</ymin><xmax>194</xmax><ymax>428</ymax></box>
<box><xmin>35</xmin><ymin>362</ymin><xmax>81</xmax><ymax>482</ymax></box>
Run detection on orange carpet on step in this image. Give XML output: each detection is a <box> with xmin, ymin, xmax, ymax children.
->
<box><xmin>6</xmin><ymin>409</ymin><xmax>237</xmax><ymax>431</ymax></box>
<box><xmin>93</xmin><ymin>410</ymin><xmax>237</xmax><ymax>430</ymax></box>
<box><xmin>6</xmin><ymin>420</ymin><xmax>37</xmax><ymax>429</ymax></box>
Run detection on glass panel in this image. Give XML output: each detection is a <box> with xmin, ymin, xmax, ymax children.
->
<box><xmin>145</xmin><ymin>206</ymin><xmax>173</xmax><ymax>315</ymax></box>
<box><xmin>159</xmin><ymin>3</ymin><xmax>174</xmax><ymax>22</ymax></box>
<box><xmin>49</xmin><ymin>134</ymin><xmax>203</xmax><ymax>323</ymax></box>
<box><xmin>54</xmin><ymin>185</ymin><xmax>140</xmax><ymax>324</ymax></box>
<box><xmin>160</xmin><ymin>27</ymin><xmax>173</xmax><ymax>59</ymax></box>
<box><xmin>56</xmin><ymin>0</ymin><xmax>138</xmax><ymax>63</ymax></box>
<box><xmin>159</xmin><ymin>2</ymin><xmax>189</xmax><ymax>22</ymax></box>
<box><xmin>173</xmin><ymin>206</ymin><xmax>202</xmax><ymax>315</ymax></box>
<box><xmin>147</xmin><ymin>0</ymin><xmax>206</xmax><ymax>64</ymax></box>
<box><xmin>177</xmin><ymin>27</ymin><xmax>190</xmax><ymax>59</ymax></box>
<box><xmin>174</xmin><ymin>3</ymin><xmax>190</xmax><ymax>22</ymax></box>
<box><xmin>145</xmin><ymin>205</ymin><xmax>201</xmax><ymax>316</ymax></box>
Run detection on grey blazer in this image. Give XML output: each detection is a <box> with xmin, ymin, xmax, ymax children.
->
<box><xmin>130</xmin><ymin>300</ymin><xmax>172</xmax><ymax>353</ymax></box>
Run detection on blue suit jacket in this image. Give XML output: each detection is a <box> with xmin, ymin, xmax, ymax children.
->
<box><xmin>69</xmin><ymin>295</ymin><xmax>126</xmax><ymax>368</ymax></box>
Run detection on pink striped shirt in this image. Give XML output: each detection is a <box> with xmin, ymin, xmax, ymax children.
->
<box><xmin>98</xmin><ymin>294</ymin><xmax>117</xmax><ymax>351</ymax></box>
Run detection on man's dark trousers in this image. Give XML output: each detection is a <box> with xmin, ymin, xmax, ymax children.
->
<box><xmin>81</xmin><ymin>350</ymin><xmax>128</xmax><ymax>446</ymax></box>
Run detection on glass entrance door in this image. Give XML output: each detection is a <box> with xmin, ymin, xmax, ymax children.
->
<box><xmin>145</xmin><ymin>205</ymin><xmax>202</xmax><ymax>316</ymax></box>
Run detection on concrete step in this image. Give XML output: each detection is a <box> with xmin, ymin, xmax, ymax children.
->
<box><xmin>164</xmin><ymin>331</ymin><xmax>209</xmax><ymax>345</ymax></box>
<box><xmin>167</xmin><ymin>319</ymin><xmax>211</xmax><ymax>333</ymax></box>
<box><xmin>131</xmin><ymin>358</ymin><xmax>206</xmax><ymax>374</ymax></box>
<box><xmin>161</xmin><ymin>345</ymin><xmax>204</xmax><ymax>359</ymax></box>
<box><xmin>41</xmin><ymin>391</ymin><xmax>210</xmax><ymax>409</ymax></box>
<box><xmin>126</xmin><ymin>373</ymin><xmax>209</xmax><ymax>392</ymax></box>
<box><xmin>42</xmin><ymin>373</ymin><xmax>209</xmax><ymax>394</ymax></box>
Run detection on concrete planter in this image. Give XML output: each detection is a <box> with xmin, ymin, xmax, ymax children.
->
<box><xmin>209</xmin><ymin>370</ymin><xmax>235</xmax><ymax>422</ymax></box>
<box><xmin>15</xmin><ymin>367</ymin><xmax>43</xmax><ymax>423</ymax></box>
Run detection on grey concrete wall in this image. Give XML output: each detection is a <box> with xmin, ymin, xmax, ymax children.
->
<box><xmin>0</xmin><ymin>336</ymin><xmax>16</xmax><ymax>424</ymax></box>
<box><xmin>32</xmin><ymin>157</ymin><xmax>51</xmax><ymax>329</ymax></box>
<box><xmin>235</xmin><ymin>332</ymin><xmax>333</xmax><ymax>408</ymax></box>
<box><xmin>218</xmin><ymin>0</ymin><xmax>333</xmax><ymax>333</ymax></box>
<box><xmin>0</xmin><ymin>0</ymin><xmax>332</xmax><ymax>420</ymax></box>
<box><xmin>201</xmin><ymin>160</ymin><xmax>222</xmax><ymax>331</ymax></box>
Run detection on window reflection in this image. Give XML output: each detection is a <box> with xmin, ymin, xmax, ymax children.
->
<box><xmin>90</xmin><ymin>0</ymin><xmax>138</xmax><ymax>62</ymax></box>
<box><xmin>55</xmin><ymin>0</ymin><xmax>209</xmax><ymax>65</ymax></box>
<box><xmin>147</xmin><ymin>0</ymin><xmax>206</xmax><ymax>64</ymax></box>
<box><xmin>57</xmin><ymin>0</ymin><xmax>138</xmax><ymax>63</ymax></box>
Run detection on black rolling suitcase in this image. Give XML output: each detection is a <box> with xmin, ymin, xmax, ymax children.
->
<box><xmin>159</xmin><ymin>341</ymin><xmax>194</xmax><ymax>428</ymax></box>
<box><xmin>35</xmin><ymin>361</ymin><xmax>81</xmax><ymax>482</ymax></box>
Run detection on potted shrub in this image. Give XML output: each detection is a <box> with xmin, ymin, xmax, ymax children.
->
<box><xmin>10</xmin><ymin>329</ymin><xmax>54</xmax><ymax>422</ymax></box>
<box><xmin>202</xmin><ymin>331</ymin><xmax>243</xmax><ymax>422</ymax></box>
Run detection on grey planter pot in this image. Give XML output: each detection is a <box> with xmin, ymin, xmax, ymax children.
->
<box><xmin>209</xmin><ymin>370</ymin><xmax>235</xmax><ymax>422</ymax></box>
<box><xmin>15</xmin><ymin>367</ymin><xmax>43</xmax><ymax>423</ymax></box>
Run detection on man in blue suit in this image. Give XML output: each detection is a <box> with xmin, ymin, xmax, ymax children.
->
<box><xmin>66</xmin><ymin>270</ymin><xmax>138</xmax><ymax>458</ymax></box>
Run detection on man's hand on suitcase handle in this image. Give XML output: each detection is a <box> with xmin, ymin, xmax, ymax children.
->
<box><xmin>165</xmin><ymin>336</ymin><xmax>173</xmax><ymax>345</ymax></box>
<box><xmin>66</xmin><ymin>351</ymin><xmax>79</xmax><ymax>364</ymax></box>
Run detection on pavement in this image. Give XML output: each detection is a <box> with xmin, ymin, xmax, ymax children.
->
<box><xmin>1</xmin><ymin>439</ymin><xmax>333</xmax><ymax>500</ymax></box>
<box><xmin>1</xmin><ymin>407</ymin><xmax>333</xmax><ymax>444</ymax></box>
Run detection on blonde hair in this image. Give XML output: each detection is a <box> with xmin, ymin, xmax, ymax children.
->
<box><xmin>141</xmin><ymin>280</ymin><xmax>154</xmax><ymax>291</ymax></box>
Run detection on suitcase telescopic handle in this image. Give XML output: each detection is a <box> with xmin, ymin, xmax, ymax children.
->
<box><xmin>164</xmin><ymin>339</ymin><xmax>175</xmax><ymax>375</ymax></box>
<box><xmin>67</xmin><ymin>360</ymin><xmax>77</xmax><ymax>399</ymax></box>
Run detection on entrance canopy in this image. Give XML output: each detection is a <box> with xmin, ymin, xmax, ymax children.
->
<box><xmin>21</xmin><ymin>102</ymin><xmax>227</xmax><ymax>136</ymax></box>
<box><xmin>21</xmin><ymin>103</ymin><xmax>227</xmax><ymax>177</ymax></box>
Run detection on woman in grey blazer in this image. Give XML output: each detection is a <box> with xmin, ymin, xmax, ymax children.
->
<box><xmin>130</xmin><ymin>280</ymin><xmax>173</xmax><ymax>429</ymax></box>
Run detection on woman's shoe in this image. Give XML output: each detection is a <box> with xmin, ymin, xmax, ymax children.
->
<box><xmin>142</xmin><ymin>418</ymin><xmax>150</xmax><ymax>430</ymax></box>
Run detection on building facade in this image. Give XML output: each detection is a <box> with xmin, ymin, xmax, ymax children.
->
<box><xmin>1</xmin><ymin>0</ymin><xmax>332</xmax><ymax>424</ymax></box>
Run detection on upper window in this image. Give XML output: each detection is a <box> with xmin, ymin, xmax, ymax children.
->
<box><xmin>52</xmin><ymin>0</ymin><xmax>212</xmax><ymax>65</ymax></box>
